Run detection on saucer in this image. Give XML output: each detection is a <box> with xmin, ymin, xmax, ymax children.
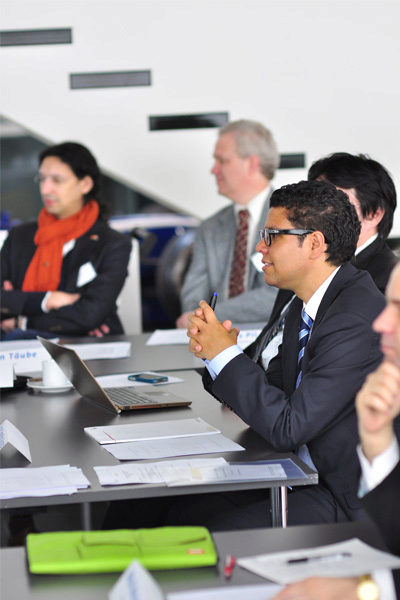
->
<box><xmin>27</xmin><ymin>378</ymin><xmax>73</xmax><ymax>394</ymax></box>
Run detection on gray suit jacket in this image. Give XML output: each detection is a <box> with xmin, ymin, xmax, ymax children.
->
<box><xmin>180</xmin><ymin>191</ymin><xmax>277</xmax><ymax>323</ymax></box>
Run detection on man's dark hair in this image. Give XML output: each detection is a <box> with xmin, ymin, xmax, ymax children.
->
<box><xmin>308</xmin><ymin>152</ymin><xmax>396</xmax><ymax>240</ymax></box>
<box><xmin>39</xmin><ymin>142</ymin><xmax>110</xmax><ymax>219</ymax></box>
<box><xmin>270</xmin><ymin>180</ymin><xmax>361</xmax><ymax>266</ymax></box>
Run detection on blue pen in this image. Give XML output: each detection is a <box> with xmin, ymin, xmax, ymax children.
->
<box><xmin>209</xmin><ymin>292</ymin><xmax>218</xmax><ymax>310</ymax></box>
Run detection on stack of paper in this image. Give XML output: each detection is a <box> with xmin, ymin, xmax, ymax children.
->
<box><xmin>159</xmin><ymin>462</ymin><xmax>287</xmax><ymax>487</ymax></box>
<box><xmin>0</xmin><ymin>465</ymin><xmax>90</xmax><ymax>499</ymax></box>
<box><xmin>94</xmin><ymin>458</ymin><xmax>287</xmax><ymax>488</ymax></box>
<box><xmin>94</xmin><ymin>458</ymin><xmax>228</xmax><ymax>486</ymax></box>
<box><xmin>85</xmin><ymin>418</ymin><xmax>244</xmax><ymax>460</ymax></box>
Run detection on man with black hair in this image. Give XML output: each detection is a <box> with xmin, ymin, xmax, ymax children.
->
<box><xmin>185</xmin><ymin>180</ymin><xmax>385</xmax><ymax>526</ymax></box>
<box><xmin>1</xmin><ymin>142</ymin><xmax>131</xmax><ymax>338</ymax></box>
<box><xmin>247</xmin><ymin>152</ymin><xmax>397</xmax><ymax>368</ymax></box>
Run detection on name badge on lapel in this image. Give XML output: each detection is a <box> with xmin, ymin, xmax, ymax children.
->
<box><xmin>77</xmin><ymin>262</ymin><xmax>97</xmax><ymax>287</ymax></box>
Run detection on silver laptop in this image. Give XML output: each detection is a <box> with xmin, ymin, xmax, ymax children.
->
<box><xmin>37</xmin><ymin>337</ymin><xmax>191</xmax><ymax>414</ymax></box>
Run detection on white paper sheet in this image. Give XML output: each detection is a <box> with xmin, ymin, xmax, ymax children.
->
<box><xmin>101</xmin><ymin>433</ymin><xmax>244</xmax><ymax>460</ymax></box>
<box><xmin>94</xmin><ymin>458</ymin><xmax>227</xmax><ymax>486</ymax></box>
<box><xmin>161</xmin><ymin>463</ymin><xmax>287</xmax><ymax>487</ymax></box>
<box><xmin>237</xmin><ymin>538</ymin><xmax>400</xmax><ymax>584</ymax></box>
<box><xmin>95</xmin><ymin>372</ymin><xmax>183</xmax><ymax>388</ymax></box>
<box><xmin>167</xmin><ymin>583</ymin><xmax>283</xmax><ymax>600</ymax></box>
<box><xmin>146</xmin><ymin>329</ymin><xmax>261</xmax><ymax>350</ymax></box>
<box><xmin>85</xmin><ymin>417</ymin><xmax>220</xmax><ymax>445</ymax></box>
<box><xmin>0</xmin><ymin>361</ymin><xmax>14</xmax><ymax>387</ymax></box>
<box><xmin>65</xmin><ymin>341</ymin><xmax>131</xmax><ymax>360</ymax></box>
<box><xmin>0</xmin><ymin>464</ymin><xmax>90</xmax><ymax>499</ymax></box>
<box><xmin>0</xmin><ymin>419</ymin><xmax>31</xmax><ymax>461</ymax></box>
<box><xmin>109</xmin><ymin>560</ymin><xmax>164</xmax><ymax>600</ymax></box>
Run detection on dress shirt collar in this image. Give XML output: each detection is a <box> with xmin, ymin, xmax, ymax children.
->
<box><xmin>355</xmin><ymin>233</ymin><xmax>378</xmax><ymax>256</ymax></box>
<box><xmin>304</xmin><ymin>266</ymin><xmax>341</xmax><ymax>321</ymax></box>
<box><xmin>232</xmin><ymin>185</ymin><xmax>270</xmax><ymax>225</ymax></box>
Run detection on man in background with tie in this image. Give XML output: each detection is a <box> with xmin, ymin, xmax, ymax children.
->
<box><xmin>176</xmin><ymin>119</ymin><xmax>279</xmax><ymax>328</ymax></box>
<box><xmin>186</xmin><ymin>180</ymin><xmax>385</xmax><ymax>526</ymax></box>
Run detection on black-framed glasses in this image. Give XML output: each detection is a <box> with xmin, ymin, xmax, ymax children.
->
<box><xmin>259</xmin><ymin>228</ymin><xmax>315</xmax><ymax>246</ymax></box>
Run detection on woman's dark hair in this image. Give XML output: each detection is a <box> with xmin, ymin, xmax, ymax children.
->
<box><xmin>39</xmin><ymin>141</ymin><xmax>110</xmax><ymax>219</ymax></box>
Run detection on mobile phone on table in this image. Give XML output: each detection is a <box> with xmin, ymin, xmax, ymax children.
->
<box><xmin>128</xmin><ymin>372</ymin><xmax>168</xmax><ymax>384</ymax></box>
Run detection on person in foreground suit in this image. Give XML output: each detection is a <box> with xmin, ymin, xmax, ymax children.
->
<box><xmin>186</xmin><ymin>180</ymin><xmax>385</xmax><ymax>526</ymax></box>
<box><xmin>272</xmin><ymin>263</ymin><xmax>400</xmax><ymax>600</ymax></box>
<box><xmin>246</xmin><ymin>152</ymin><xmax>397</xmax><ymax>368</ymax></box>
<box><xmin>0</xmin><ymin>142</ymin><xmax>131</xmax><ymax>339</ymax></box>
<box><xmin>176</xmin><ymin>119</ymin><xmax>279</xmax><ymax>328</ymax></box>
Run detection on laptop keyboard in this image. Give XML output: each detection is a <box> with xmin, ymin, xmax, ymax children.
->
<box><xmin>104</xmin><ymin>387</ymin><xmax>160</xmax><ymax>406</ymax></box>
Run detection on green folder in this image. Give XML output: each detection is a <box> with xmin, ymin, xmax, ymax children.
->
<box><xmin>26</xmin><ymin>526</ymin><xmax>218</xmax><ymax>574</ymax></box>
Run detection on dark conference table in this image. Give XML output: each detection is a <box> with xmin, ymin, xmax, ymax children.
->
<box><xmin>0</xmin><ymin>520</ymin><xmax>386</xmax><ymax>600</ymax></box>
<box><xmin>0</xmin><ymin>365</ymin><xmax>317</xmax><ymax>529</ymax></box>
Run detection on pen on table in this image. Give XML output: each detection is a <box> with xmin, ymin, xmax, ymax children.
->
<box><xmin>209</xmin><ymin>292</ymin><xmax>218</xmax><ymax>310</ymax></box>
<box><xmin>224</xmin><ymin>554</ymin><xmax>236</xmax><ymax>579</ymax></box>
<box><xmin>287</xmin><ymin>551</ymin><xmax>351</xmax><ymax>564</ymax></box>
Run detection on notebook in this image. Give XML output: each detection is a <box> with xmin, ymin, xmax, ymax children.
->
<box><xmin>37</xmin><ymin>337</ymin><xmax>191</xmax><ymax>414</ymax></box>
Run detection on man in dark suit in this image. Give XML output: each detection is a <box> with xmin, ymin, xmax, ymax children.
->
<box><xmin>273</xmin><ymin>263</ymin><xmax>400</xmax><ymax>600</ymax></box>
<box><xmin>246</xmin><ymin>152</ymin><xmax>397</xmax><ymax>368</ymax></box>
<box><xmin>0</xmin><ymin>142</ymin><xmax>131</xmax><ymax>339</ymax></box>
<box><xmin>187</xmin><ymin>180</ymin><xmax>385</xmax><ymax>526</ymax></box>
<box><xmin>176</xmin><ymin>119</ymin><xmax>279</xmax><ymax>328</ymax></box>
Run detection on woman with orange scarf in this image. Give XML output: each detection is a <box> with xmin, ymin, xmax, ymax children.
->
<box><xmin>1</xmin><ymin>142</ymin><xmax>131</xmax><ymax>339</ymax></box>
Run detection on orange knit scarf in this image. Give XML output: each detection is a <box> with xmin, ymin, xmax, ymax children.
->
<box><xmin>22</xmin><ymin>200</ymin><xmax>99</xmax><ymax>292</ymax></box>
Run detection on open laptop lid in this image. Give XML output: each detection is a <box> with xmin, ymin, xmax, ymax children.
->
<box><xmin>37</xmin><ymin>337</ymin><xmax>120</xmax><ymax>414</ymax></box>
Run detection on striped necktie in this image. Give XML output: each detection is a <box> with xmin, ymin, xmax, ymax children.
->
<box><xmin>295</xmin><ymin>308</ymin><xmax>316</xmax><ymax>470</ymax></box>
<box><xmin>296</xmin><ymin>308</ymin><xmax>313</xmax><ymax>389</ymax></box>
<box><xmin>228</xmin><ymin>209</ymin><xmax>249</xmax><ymax>298</ymax></box>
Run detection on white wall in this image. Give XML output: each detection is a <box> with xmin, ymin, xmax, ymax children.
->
<box><xmin>1</xmin><ymin>0</ymin><xmax>399</xmax><ymax>233</ymax></box>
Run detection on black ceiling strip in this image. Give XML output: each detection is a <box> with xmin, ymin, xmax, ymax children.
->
<box><xmin>70</xmin><ymin>70</ymin><xmax>151</xmax><ymax>89</ymax></box>
<box><xmin>149</xmin><ymin>112</ymin><xmax>229</xmax><ymax>131</ymax></box>
<box><xmin>0</xmin><ymin>28</ymin><xmax>72</xmax><ymax>46</ymax></box>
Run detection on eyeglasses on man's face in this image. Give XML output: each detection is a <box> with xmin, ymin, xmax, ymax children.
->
<box><xmin>259</xmin><ymin>228</ymin><xmax>315</xmax><ymax>246</ymax></box>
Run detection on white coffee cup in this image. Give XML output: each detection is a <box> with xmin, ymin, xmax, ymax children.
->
<box><xmin>42</xmin><ymin>359</ymin><xmax>70</xmax><ymax>387</ymax></box>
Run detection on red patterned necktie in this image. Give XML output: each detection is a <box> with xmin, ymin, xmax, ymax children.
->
<box><xmin>228</xmin><ymin>209</ymin><xmax>249</xmax><ymax>298</ymax></box>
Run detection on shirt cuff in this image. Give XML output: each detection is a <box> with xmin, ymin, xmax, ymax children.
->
<box><xmin>41</xmin><ymin>292</ymin><xmax>51</xmax><ymax>313</ymax></box>
<box><xmin>204</xmin><ymin>345</ymin><xmax>243</xmax><ymax>380</ymax></box>
<box><xmin>357</xmin><ymin>437</ymin><xmax>400</xmax><ymax>496</ymax></box>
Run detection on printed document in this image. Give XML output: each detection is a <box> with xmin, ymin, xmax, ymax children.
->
<box><xmin>100</xmin><ymin>433</ymin><xmax>244</xmax><ymax>460</ymax></box>
<box><xmin>238</xmin><ymin>538</ymin><xmax>400</xmax><ymax>584</ymax></box>
<box><xmin>160</xmin><ymin>462</ymin><xmax>287</xmax><ymax>487</ymax></box>
<box><xmin>0</xmin><ymin>465</ymin><xmax>90</xmax><ymax>499</ymax></box>
<box><xmin>95</xmin><ymin>458</ymin><xmax>227</xmax><ymax>486</ymax></box>
<box><xmin>85</xmin><ymin>417</ymin><xmax>220</xmax><ymax>445</ymax></box>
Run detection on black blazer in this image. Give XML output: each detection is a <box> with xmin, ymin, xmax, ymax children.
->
<box><xmin>246</xmin><ymin>237</ymin><xmax>396</xmax><ymax>364</ymax></box>
<box><xmin>204</xmin><ymin>263</ymin><xmax>386</xmax><ymax>520</ymax></box>
<box><xmin>362</xmin><ymin>460</ymin><xmax>400</xmax><ymax>596</ymax></box>
<box><xmin>1</xmin><ymin>220</ymin><xmax>132</xmax><ymax>335</ymax></box>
